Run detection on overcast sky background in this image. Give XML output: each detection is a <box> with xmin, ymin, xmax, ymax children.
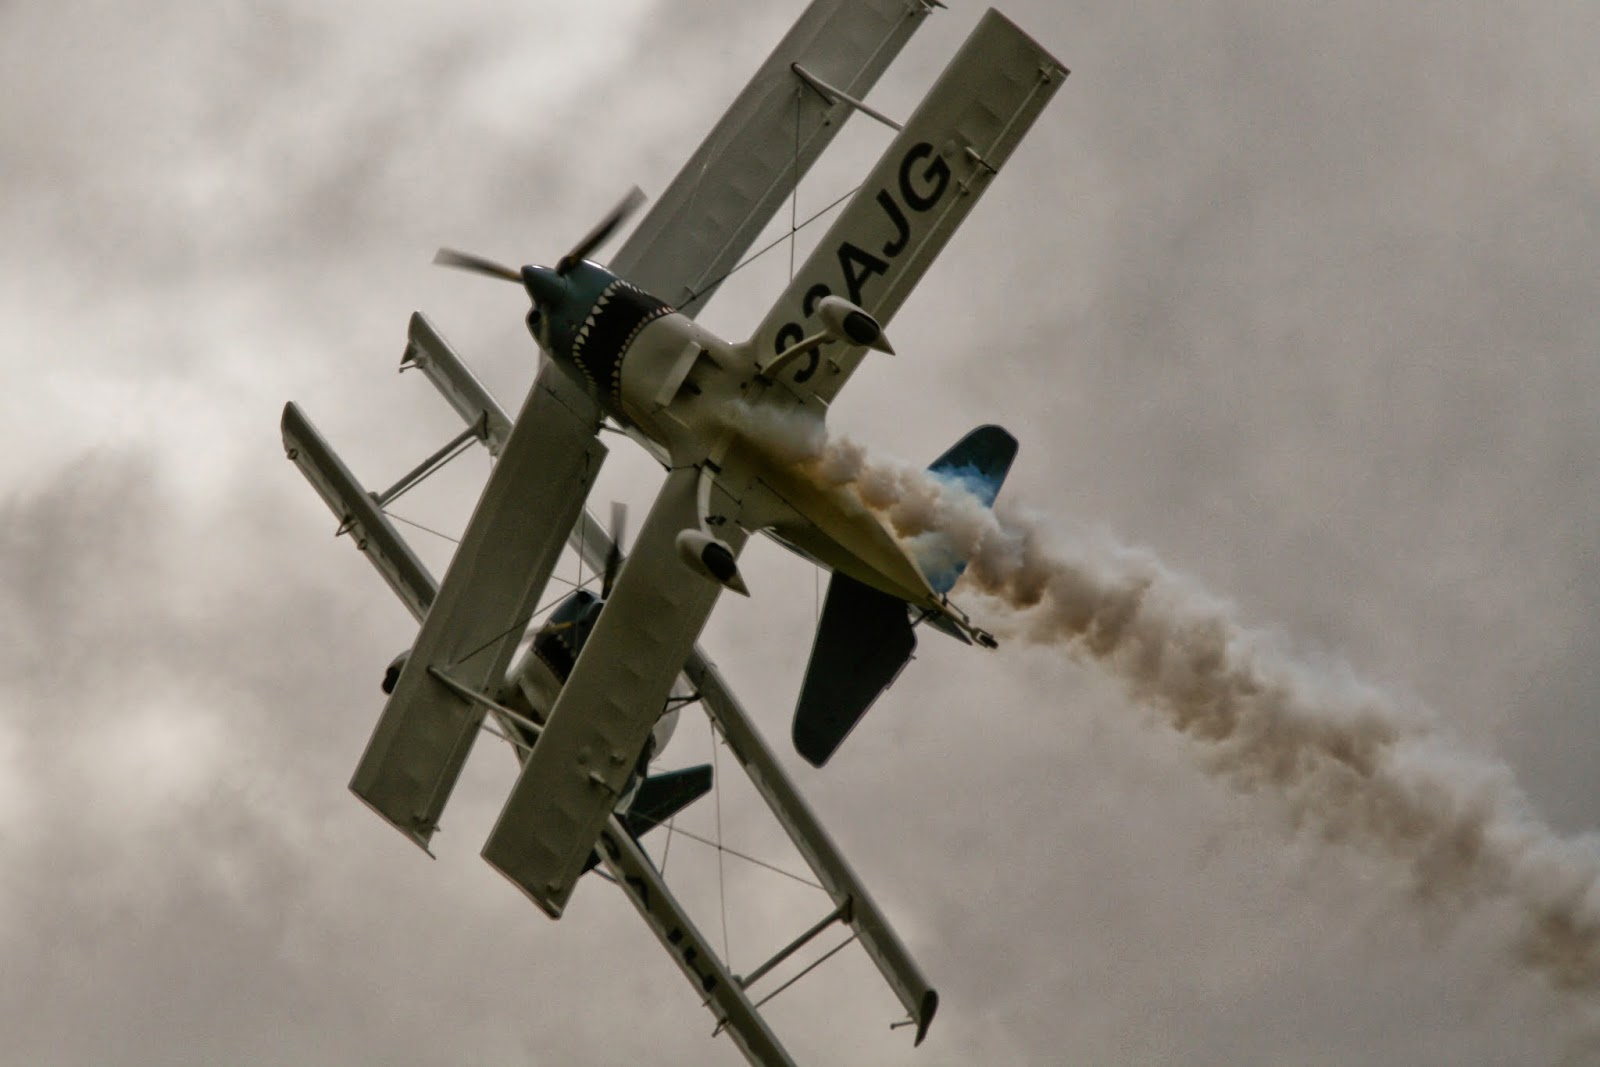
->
<box><xmin>4</xmin><ymin>1</ymin><xmax>1598</xmax><ymax>1063</ymax></box>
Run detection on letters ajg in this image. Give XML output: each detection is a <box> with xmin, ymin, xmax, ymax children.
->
<box><xmin>771</xmin><ymin>141</ymin><xmax>951</xmax><ymax>382</ymax></box>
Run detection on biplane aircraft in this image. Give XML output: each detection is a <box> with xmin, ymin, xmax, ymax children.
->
<box><xmin>282</xmin><ymin>3</ymin><xmax>1064</xmax><ymax>1063</ymax></box>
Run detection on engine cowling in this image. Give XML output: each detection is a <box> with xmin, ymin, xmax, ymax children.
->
<box><xmin>615</xmin><ymin>312</ymin><xmax>735</xmax><ymax>438</ymax></box>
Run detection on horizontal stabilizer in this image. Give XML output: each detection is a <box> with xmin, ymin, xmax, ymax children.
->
<box><xmin>793</xmin><ymin>572</ymin><xmax>917</xmax><ymax>767</ymax></box>
<box><xmin>584</xmin><ymin>764</ymin><xmax>714</xmax><ymax>873</ymax></box>
<box><xmin>927</xmin><ymin>424</ymin><xmax>1017</xmax><ymax>508</ymax></box>
<box><xmin>623</xmin><ymin>763</ymin><xmax>715</xmax><ymax>839</ymax></box>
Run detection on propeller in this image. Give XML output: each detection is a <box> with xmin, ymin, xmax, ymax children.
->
<box><xmin>433</xmin><ymin>185</ymin><xmax>646</xmax><ymax>286</ymax></box>
<box><xmin>431</xmin><ymin>248</ymin><xmax>521</xmax><ymax>282</ymax></box>
<box><xmin>556</xmin><ymin>186</ymin><xmax>645</xmax><ymax>275</ymax></box>
<box><xmin>601</xmin><ymin>501</ymin><xmax>629</xmax><ymax>600</ymax></box>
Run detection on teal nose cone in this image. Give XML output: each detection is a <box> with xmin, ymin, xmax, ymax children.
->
<box><xmin>521</xmin><ymin>264</ymin><xmax>565</xmax><ymax>308</ymax></box>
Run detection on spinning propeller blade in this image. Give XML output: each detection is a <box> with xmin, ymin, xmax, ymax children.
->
<box><xmin>556</xmin><ymin>186</ymin><xmax>645</xmax><ymax>275</ymax></box>
<box><xmin>601</xmin><ymin>501</ymin><xmax>628</xmax><ymax>600</ymax></box>
<box><xmin>432</xmin><ymin>187</ymin><xmax>645</xmax><ymax>292</ymax></box>
<box><xmin>432</xmin><ymin>248</ymin><xmax>521</xmax><ymax>283</ymax></box>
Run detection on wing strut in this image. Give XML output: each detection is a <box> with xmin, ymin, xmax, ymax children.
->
<box><xmin>281</xmin><ymin>402</ymin><xmax>437</xmax><ymax>624</ymax></box>
<box><xmin>789</xmin><ymin>63</ymin><xmax>904</xmax><ymax>131</ymax></box>
<box><xmin>750</xmin><ymin>9</ymin><xmax>1068</xmax><ymax>404</ymax></box>
<box><xmin>609</xmin><ymin>0</ymin><xmax>936</xmax><ymax>312</ymax></box>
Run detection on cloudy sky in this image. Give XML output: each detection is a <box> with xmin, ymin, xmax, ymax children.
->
<box><xmin>4</xmin><ymin>1</ymin><xmax>1598</xmax><ymax>1063</ymax></box>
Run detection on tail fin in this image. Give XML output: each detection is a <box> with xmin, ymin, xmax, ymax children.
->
<box><xmin>915</xmin><ymin>424</ymin><xmax>1018</xmax><ymax>594</ymax></box>
<box><xmin>791</xmin><ymin>426</ymin><xmax>1018</xmax><ymax>766</ymax></box>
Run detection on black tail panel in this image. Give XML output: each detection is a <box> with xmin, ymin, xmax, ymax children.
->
<box><xmin>793</xmin><ymin>572</ymin><xmax>917</xmax><ymax>767</ymax></box>
<box><xmin>622</xmin><ymin>764</ymin><xmax>714</xmax><ymax>838</ymax></box>
<box><xmin>583</xmin><ymin>763</ymin><xmax>713</xmax><ymax>874</ymax></box>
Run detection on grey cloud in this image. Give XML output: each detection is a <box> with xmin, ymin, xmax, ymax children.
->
<box><xmin>4</xmin><ymin>0</ymin><xmax>1599</xmax><ymax>1064</ymax></box>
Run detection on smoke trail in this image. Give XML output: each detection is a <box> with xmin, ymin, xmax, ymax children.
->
<box><xmin>789</xmin><ymin>424</ymin><xmax>1600</xmax><ymax>994</ymax></box>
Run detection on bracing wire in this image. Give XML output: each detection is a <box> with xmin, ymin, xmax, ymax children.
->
<box><xmin>444</xmin><ymin>559</ymin><xmax>604</xmax><ymax>672</ymax></box>
<box><xmin>713</xmin><ymin>724</ymin><xmax>731</xmax><ymax>966</ymax></box>
<box><xmin>384</xmin><ymin>510</ymin><xmax>461</xmax><ymax>546</ymax></box>
<box><xmin>788</xmin><ymin>83</ymin><xmax>823</xmax><ymax>629</ymax></box>
<box><xmin>789</xmin><ymin>82</ymin><xmax>801</xmax><ymax>283</ymax></box>
<box><xmin>677</xmin><ymin>184</ymin><xmax>861</xmax><ymax>313</ymax></box>
<box><xmin>633</xmin><ymin>818</ymin><xmax>823</xmax><ymax>891</ymax></box>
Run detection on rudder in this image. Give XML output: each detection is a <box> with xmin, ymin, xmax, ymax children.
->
<box><xmin>917</xmin><ymin>424</ymin><xmax>1018</xmax><ymax>594</ymax></box>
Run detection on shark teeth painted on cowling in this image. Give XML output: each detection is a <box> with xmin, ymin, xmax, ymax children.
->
<box><xmin>568</xmin><ymin>284</ymin><xmax>611</xmax><ymax>365</ymax></box>
<box><xmin>566</xmin><ymin>286</ymin><xmax>609</xmax><ymax>391</ymax></box>
<box><xmin>612</xmin><ymin>299</ymin><xmax>673</xmax><ymax>404</ymax></box>
<box><xmin>565</xmin><ymin>279</ymin><xmax>673</xmax><ymax>408</ymax></box>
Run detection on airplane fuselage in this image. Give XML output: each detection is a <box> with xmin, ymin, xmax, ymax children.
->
<box><xmin>523</xmin><ymin>260</ymin><xmax>939</xmax><ymax>610</ymax></box>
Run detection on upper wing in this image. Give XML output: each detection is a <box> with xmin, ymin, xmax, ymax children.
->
<box><xmin>347</xmin><ymin>365</ymin><xmax>607</xmax><ymax>851</ymax></box>
<box><xmin>609</xmin><ymin>0</ymin><xmax>936</xmax><ymax>314</ymax></box>
<box><xmin>748</xmin><ymin>10</ymin><xmax>1068</xmax><ymax>404</ymax></box>
<box><xmin>481</xmin><ymin>464</ymin><xmax>748</xmax><ymax>916</ymax></box>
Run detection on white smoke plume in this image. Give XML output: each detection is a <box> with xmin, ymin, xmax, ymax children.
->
<box><xmin>777</xmin><ymin>418</ymin><xmax>1600</xmax><ymax>995</ymax></box>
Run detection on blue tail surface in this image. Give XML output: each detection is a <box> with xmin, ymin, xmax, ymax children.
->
<box><xmin>792</xmin><ymin>425</ymin><xmax>1018</xmax><ymax>766</ymax></box>
<box><xmin>915</xmin><ymin>424</ymin><xmax>1019</xmax><ymax>594</ymax></box>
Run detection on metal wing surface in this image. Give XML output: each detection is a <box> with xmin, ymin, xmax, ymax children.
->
<box><xmin>748</xmin><ymin>9</ymin><xmax>1068</xmax><ymax>405</ymax></box>
<box><xmin>595</xmin><ymin>817</ymin><xmax>798</xmax><ymax>1067</ymax></box>
<box><xmin>347</xmin><ymin>365</ymin><xmax>607</xmax><ymax>851</ymax></box>
<box><xmin>685</xmin><ymin>651</ymin><xmax>939</xmax><ymax>1044</ymax></box>
<box><xmin>481</xmin><ymin>465</ymin><xmax>748</xmax><ymax>916</ymax></box>
<box><xmin>281</xmin><ymin>402</ymin><xmax>437</xmax><ymax>625</ymax></box>
<box><xmin>609</xmin><ymin>0</ymin><xmax>936</xmax><ymax>314</ymax></box>
<box><xmin>401</xmin><ymin>312</ymin><xmax>514</xmax><ymax>455</ymax></box>
<box><xmin>549</xmin><ymin>504</ymin><xmax>939</xmax><ymax>1043</ymax></box>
